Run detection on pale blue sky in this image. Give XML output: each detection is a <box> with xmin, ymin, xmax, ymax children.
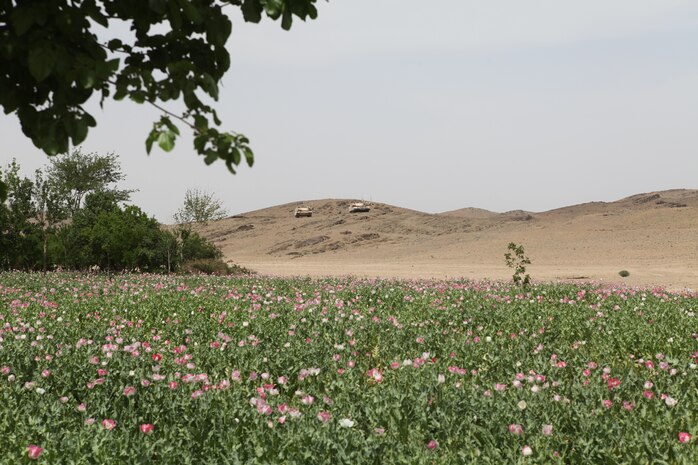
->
<box><xmin>2</xmin><ymin>0</ymin><xmax>697</xmax><ymax>221</ymax></box>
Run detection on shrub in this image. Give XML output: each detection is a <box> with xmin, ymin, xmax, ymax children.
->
<box><xmin>619</xmin><ymin>270</ymin><xmax>630</xmax><ymax>278</ymax></box>
<box><xmin>180</xmin><ymin>258</ymin><xmax>252</xmax><ymax>276</ymax></box>
<box><xmin>180</xmin><ymin>229</ymin><xmax>222</xmax><ymax>261</ymax></box>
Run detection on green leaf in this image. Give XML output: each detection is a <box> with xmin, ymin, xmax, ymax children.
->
<box><xmin>200</xmin><ymin>74</ymin><xmax>219</xmax><ymax>100</ymax></box>
<box><xmin>70</xmin><ymin>118</ymin><xmax>89</xmax><ymax>146</ymax></box>
<box><xmin>129</xmin><ymin>92</ymin><xmax>145</xmax><ymax>104</ymax></box>
<box><xmin>263</xmin><ymin>0</ymin><xmax>283</xmax><ymax>18</ymax></box>
<box><xmin>204</xmin><ymin>149</ymin><xmax>218</xmax><ymax>165</ymax></box>
<box><xmin>206</xmin><ymin>11</ymin><xmax>232</xmax><ymax>47</ymax></box>
<box><xmin>160</xmin><ymin>117</ymin><xmax>180</xmax><ymax>135</ymax></box>
<box><xmin>107</xmin><ymin>39</ymin><xmax>123</xmax><ymax>51</ymax></box>
<box><xmin>193</xmin><ymin>115</ymin><xmax>208</xmax><ymax>131</ymax></box>
<box><xmin>157</xmin><ymin>130</ymin><xmax>176</xmax><ymax>152</ymax></box>
<box><xmin>28</xmin><ymin>45</ymin><xmax>57</xmax><ymax>82</ymax></box>
<box><xmin>281</xmin><ymin>9</ymin><xmax>293</xmax><ymax>30</ymax></box>
<box><xmin>10</xmin><ymin>7</ymin><xmax>35</xmax><ymax>36</ymax></box>
<box><xmin>146</xmin><ymin>128</ymin><xmax>159</xmax><ymax>154</ymax></box>
<box><xmin>167</xmin><ymin>1</ymin><xmax>183</xmax><ymax>30</ymax></box>
<box><xmin>193</xmin><ymin>134</ymin><xmax>207</xmax><ymax>152</ymax></box>
<box><xmin>148</xmin><ymin>0</ymin><xmax>167</xmax><ymax>15</ymax></box>
<box><xmin>179</xmin><ymin>0</ymin><xmax>202</xmax><ymax>23</ymax></box>
<box><xmin>79</xmin><ymin>70</ymin><xmax>96</xmax><ymax>89</ymax></box>
<box><xmin>230</xmin><ymin>147</ymin><xmax>241</xmax><ymax>166</ymax></box>
<box><xmin>241</xmin><ymin>0</ymin><xmax>263</xmax><ymax>23</ymax></box>
<box><xmin>243</xmin><ymin>147</ymin><xmax>254</xmax><ymax>167</ymax></box>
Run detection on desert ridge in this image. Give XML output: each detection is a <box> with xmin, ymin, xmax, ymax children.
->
<box><xmin>192</xmin><ymin>190</ymin><xmax>698</xmax><ymax>290</ymax></box>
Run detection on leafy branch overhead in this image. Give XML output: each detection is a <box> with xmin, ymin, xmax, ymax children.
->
<box><xmin>0</xmin><ymin>0</ymin><xmax>321</xmax><ymax>199</ymax></box>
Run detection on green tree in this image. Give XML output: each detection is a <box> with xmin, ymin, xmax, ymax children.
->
<box><xmin>46</xmin><ymin>149</ymin><xmax>132</xmax><ymax>218</ymax></box>
<box><xmin>160</xmin><ymin>229</ymin><xmax>181</xmax><ymax>273</ymax></box>
<box><xmin>32</xmin><ymin>168</ymin><xmax>66</xmax><ymax>270</ymax></box>
<box><xmin>0</xmin><ymin>161</ymin><xmax>41</xmax><ymax>270</ymax></box>
<box><xmin>0</xmin><ymin>0</ymin><xmax>321</xmax><ymax>201</ymax></box>
<box><xmin>59</xmin><ymin>191</ymin><xmax>120</xmax><ymax>269</ymax></box>
<box><xmin>174</xmin><ymin>188</ymin><xmax>228</xmax><ymax>225</ymax></box>
<box><xmin>90</xmin><ymin>205</ymin><xmax>168</xmax><ymax>270</ymax></box>
<box><xmin>61</xmin><ymin>192</ymin><xmax>170</xmax><ymax>271</ymax></box>
<box><xmin>180</xmin><ymin>228</ymin><xmax>223</xmax><ymax>262</ymax></box>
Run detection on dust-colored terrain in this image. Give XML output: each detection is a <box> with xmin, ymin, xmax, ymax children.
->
<box><xmin>195</xmin><ymin>190</ymin><xmax>698</xmax><ymax>290</ymax></box>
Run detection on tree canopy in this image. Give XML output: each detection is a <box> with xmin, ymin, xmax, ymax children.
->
<box><xmin>0</xmin><ymin>0</ymin><xmax>321</xmax><ymax>200</ymax></box>
<box><xmin>1</xmin><ymin>152</ymin><xmax>235</xmax><ymax>273</ymax></box>
<box><xmin>174</xmin><ymin>188</ymin><xmax>228</xmax><ymax>225</ymax></box>
<box><xmin>46</xmin><ymin>148</ymin><xmax>132</xmax><ymax>217</ymax></box>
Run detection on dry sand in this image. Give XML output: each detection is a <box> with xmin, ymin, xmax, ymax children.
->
<box><xmin>194</xmin><ymin>189</ymin><xmax>698</xmax><ymax>290</ymax></box>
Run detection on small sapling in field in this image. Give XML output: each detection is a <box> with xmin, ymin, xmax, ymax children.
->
<box><xmin>505</xmin><ymin>242</ymin><xmax>532</xmax><ymax>287</ymax></box>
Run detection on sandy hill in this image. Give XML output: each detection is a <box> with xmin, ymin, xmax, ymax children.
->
<box><xmin>195</xmin><ymin>190</ymin><xmax>698</xmax><ymax>289</ymax></box>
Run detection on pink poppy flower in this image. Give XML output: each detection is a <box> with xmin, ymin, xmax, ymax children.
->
<box><xmin>317</xmin><ymin>411</ymin><xmax>331</xmax><ymax>423</ymax></box>
<box><xmin>140</xmin><ymin>423</ymin><xmax>155</xmax><ymax>434</ymax></box>
<box><xmin>607</xmin><ymin>378</ymin><xmax>621</xmax><ymax>390</ymax></box>
<box><xmin>678</xmin><ymin>432</ymin><xmax>691</xmax><ymax>443</ymax></box>
<box><xmin>123</xmin><ymin>386</ymin><xmax>136</xmax><ymax>396</ymax></box>
<box><xmin>367</xmin><ymin>368</ymin><xmax>383</xmax><ymax>383</ymax></box>
<box><xmin>509</xmin><ymin>424</ymin><xmax>524</xmax><ymax>435</ymax></box>
<box><xmin>101</xmin><ymin>418</ymin><xmax>116</xmax><ymax>430</ymax></box>
<box><xmin>27</xmin><ymin>445</ymin><xmax>42</xmax><ymax>460</ymax></box>
<box><xmin>427</xmin><ymin>439</ymin><xmax>438</xmax><ymax>450</ymax></box>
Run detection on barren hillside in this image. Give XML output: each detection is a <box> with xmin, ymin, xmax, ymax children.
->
<box><xmin>194</xmin><ymin>190</ymin><xmax>698</xmax><ymax>289</ymax></box>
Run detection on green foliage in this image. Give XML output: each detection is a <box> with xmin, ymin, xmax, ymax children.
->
<box><xmin>0</xmin><ymin>274</ymin><xmax>697</xmax><ymax>463</ymax></box>
<box><xmin>180</xmin><ymin>258</ymin><xmax>251</xmax><ymax>275</ymax></box>
<box><xmin>0</xmin><ymin>155</ymin><xmax>226</xmax><ymax>273</ymax></box>
<box><xmin>504</xmin><ymin>242</ymin><xmax>532</xmax><ymax>287</ymax></box>
<box><xmin>174</xmin><ymin>188</ymin><xmax>228</xmax><ymax>225</ymax></box>
<box><xmin>91</xmin><ymin>205</ymin><xmax>169</xmax><ymax>271</ymax></box>
<box><xmin>619</xmin><ymin>270</ymin><xmax>630</xmax><ymax>278</ymax></box>
<box><xmin>32</xmin><ymin>168</ymin><xmax>66</xmax><ymax>270</ymax></box>
<box><xmin>46</xmin><ymin>148</ymin><xmax>132</xmax><ymax>217</ymax></box>
<box><xmin>0</xmin><ymin>160</ymin><xmax>42</xmax><ymax>269</ymax></box>
<box><xmin>180</xmin><ymin>229</ymin><xmax>223</xmax><ymax>262</ymax></box>
<box><xmin>0</xmin><ymin>0</ymin><xmax>322</xmax><ymax>201</ymax></box>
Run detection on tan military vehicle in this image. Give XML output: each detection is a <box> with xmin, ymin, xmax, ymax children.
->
<box><xmin>348</xmin><ymin>202</ymin><xmax>370</xmax><ymax>213</ymax></box>
<box><xmin>294</xmin><ymin>206</ymin><xmax>313</xmax><ymax>218</ymax></box>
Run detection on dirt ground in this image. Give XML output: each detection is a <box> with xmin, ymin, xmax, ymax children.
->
<box><xmin>195</xmin><ymin>189</ymin><xmax>698</xmax><ymax>291</ymax></box>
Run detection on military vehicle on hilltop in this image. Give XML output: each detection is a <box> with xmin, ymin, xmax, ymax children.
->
<box><xmin>294</xmin><ymin>206</ymin><xmax>313</xmax><ymax>218</ymax></box>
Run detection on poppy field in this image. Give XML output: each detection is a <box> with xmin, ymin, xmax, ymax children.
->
<box><xmin>1</xmin><ymin>272</ymin><xmax>697</xmax><ymax>464</ymax></box>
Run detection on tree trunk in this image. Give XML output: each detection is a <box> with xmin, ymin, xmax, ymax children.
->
<box><xmin>42</xmin><ymin>232</ymin><xmax>47</xmax><ymax>272</ymax></box>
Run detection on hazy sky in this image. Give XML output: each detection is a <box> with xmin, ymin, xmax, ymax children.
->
<box><xmin>2</xmin><ymin>0</ymin><xmax>697</xmax><ymax>222</ymax></box>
